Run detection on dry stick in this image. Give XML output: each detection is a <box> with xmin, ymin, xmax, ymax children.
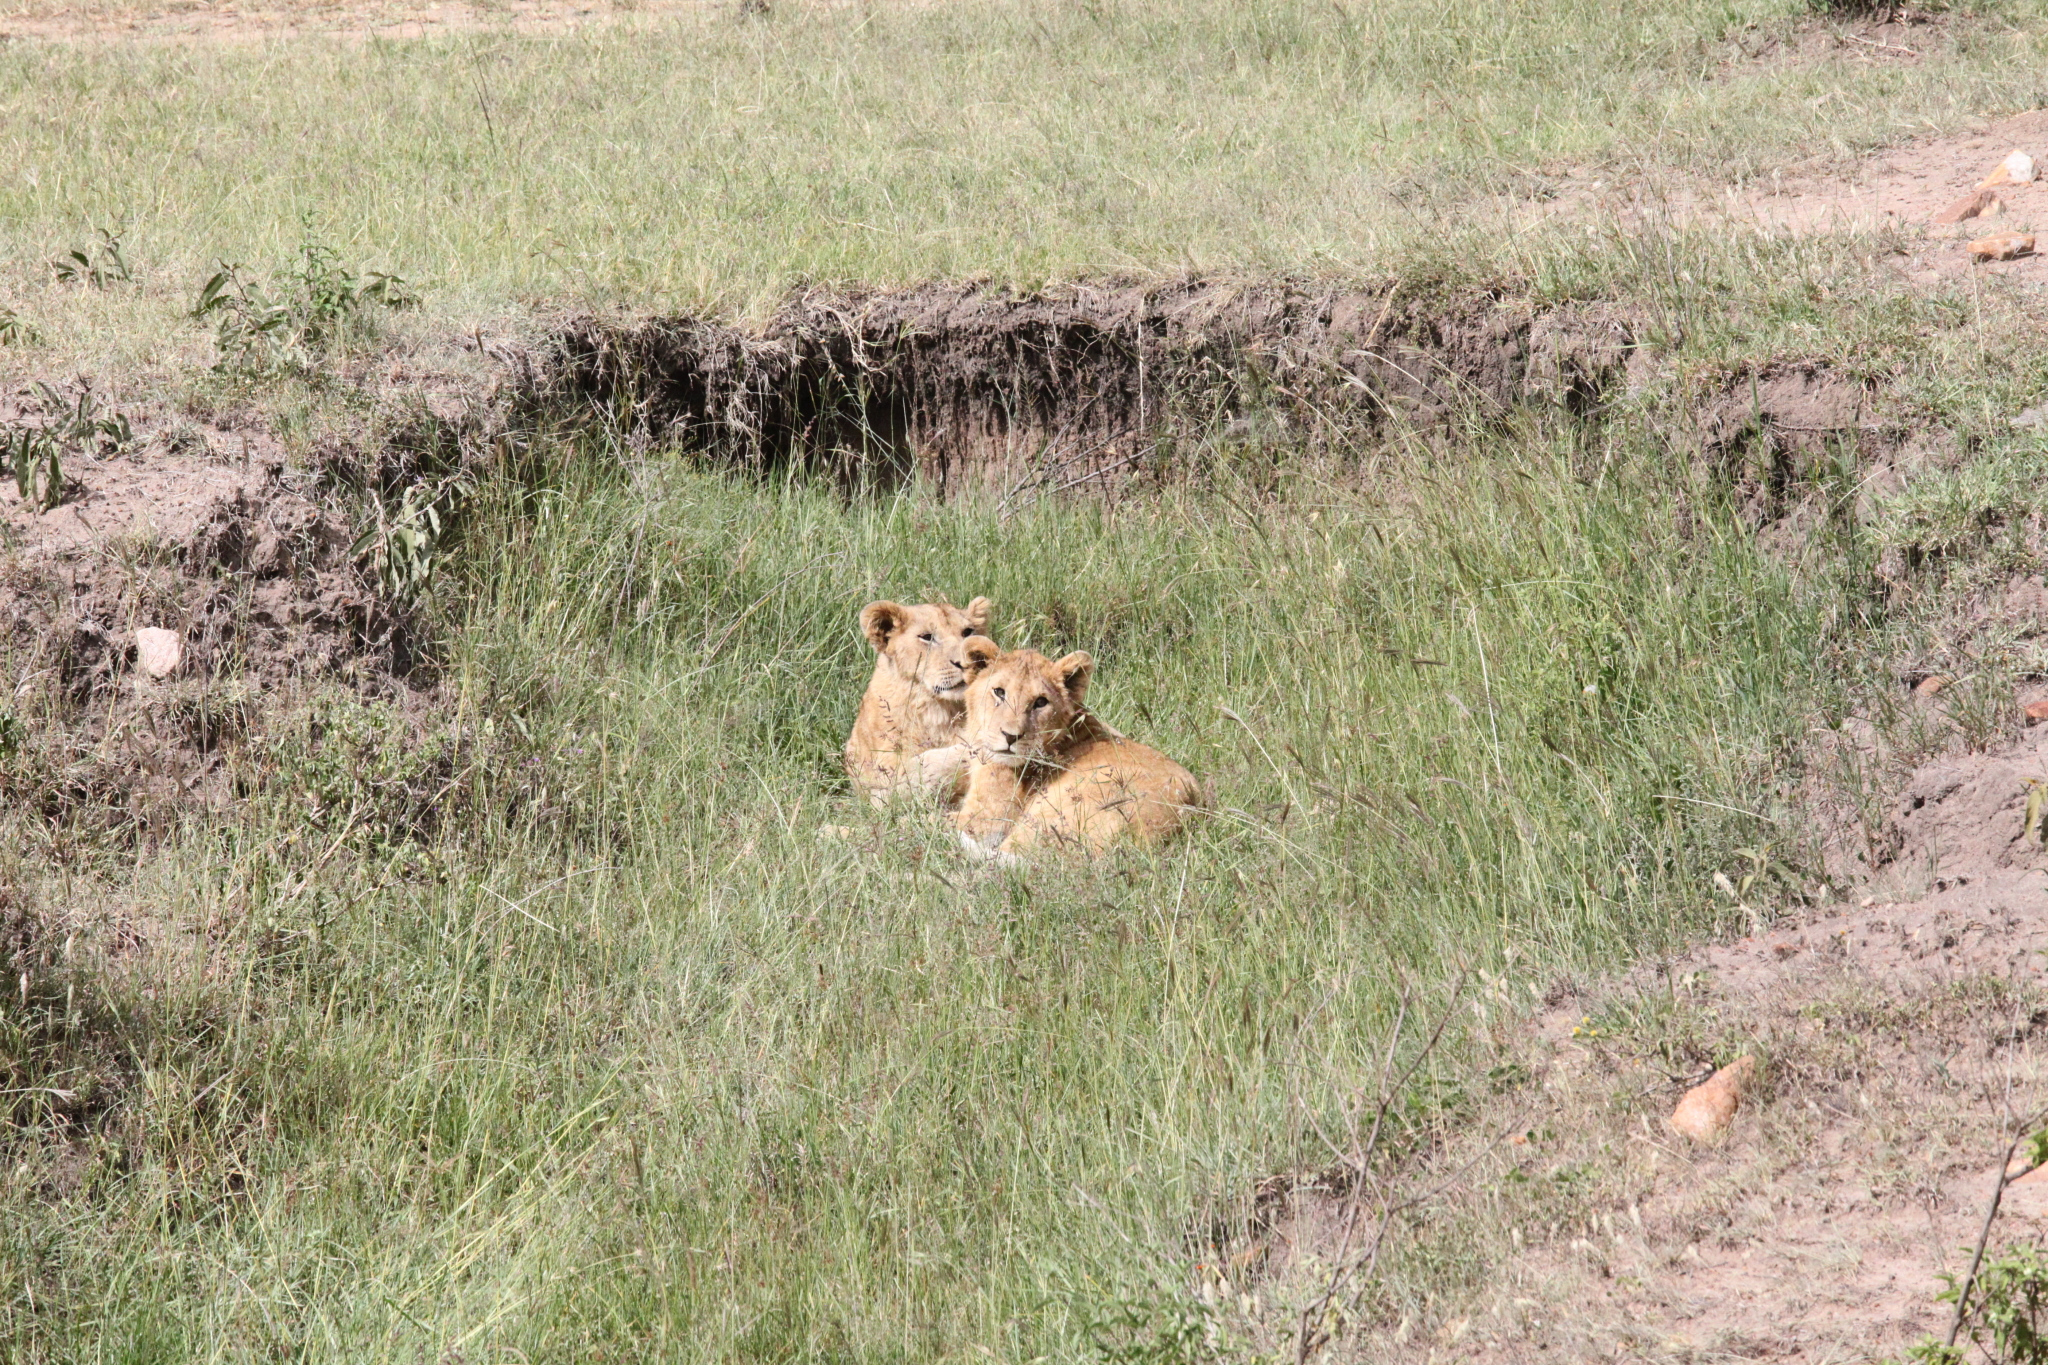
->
<box><xmin>1948</xmin><ymin>1119</ymin><xmax>2048</xmax><ymax>1350</ymax></box>
<box><xmin>996</xmin><ymin>429</ymin><xmax>1119</xmax><ymax>520</ymax></box>
<box><xmin>1294</xmin><ymin>974</ymin><xmax>1469</xmax><ymax>1365</ymax></box>
<box><xmin>1001</xmin><ymin>442</ymin><xmax>1147</xmax><ymax>522</ymax></box>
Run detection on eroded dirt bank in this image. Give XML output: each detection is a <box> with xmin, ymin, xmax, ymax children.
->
<box><xmin>539</xmin><ymin>280</ymin><xmax>1642</xmax><ymax>491</ymax></box>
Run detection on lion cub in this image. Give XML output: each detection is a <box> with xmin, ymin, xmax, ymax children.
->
<box><xmin>953</xmin><ymin>648</ymin><xmax>1201</xmax><ymax>859</ymax></box>
<box><xmin>845</xmin><ymin>597</ymin><xmax>1000</xmax><ymax>807</ymax></box>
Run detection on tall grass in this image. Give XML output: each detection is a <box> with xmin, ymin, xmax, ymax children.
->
<box><xmin>0</xmin><ymin>412</ymin><xmax>1850</xmax><ymax>1361</ymax></box>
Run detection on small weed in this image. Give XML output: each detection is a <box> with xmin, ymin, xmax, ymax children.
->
<box><xmin>4</xmin><ymin>427</ymin><xmax>62</xmax><ymax>512</ymax></box>
<box><xmin>3</xmin><ymin>381</ymin><xmax>134</xmax><ymax>513</ymax></box>
<box><xmin>193</xmin><ymin>227</ymin><xmax>419</xmax><ymax>374</ymax></box>
<box><xmin>1900</xmin><ymin>1242</ymin><xmax>2048</xmax><ymax>1365</ymax></box>
<box><xmin>352</xmin><ymin>476</ymin><xmax>461</xmax><ymax>602</ymax></box>
<box><xmin>51</xmin><ymin>227</ymin><xmax>131</xmax><ymax>289</ymax></box>
<box><xmin>0</xmin><ymin>306</ymin><xmax>37</xmax><ymax>346</ymax></box>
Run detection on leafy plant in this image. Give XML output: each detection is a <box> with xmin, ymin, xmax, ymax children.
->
<box><xmin>1088</xmin><ymin>1290</ymin><xmax>1217</xmax><ymax>1365</ymax></box>
<box><xmin>1962</xmin><ymin>1244</ymin><xmax>2048</xmax><ymax>1364</ymax></box>
<box><xmin>352</xmin><ymin>476</ymin><xmax>460</xmax><ymax>602</ymax></box>
<box><xmin>1902</xmin><ymin>1244</ymin><xmax>2048</xmax><ymax>1365</ymax></box>
<box><xmin>193</xmin><ymin>227</ymin><xmax>419</xmax><ymax>374</ymax></box>
<box><xmin>3</xmin><ymin>381</ymin><xmax>134</xmax><ymax>513</ymax></box>
<box><xmin>0</xmin><ymin>306</ymin><xmax>37</xmax><ymax>347</ymax></box>
<box><xmin>4</xmin><ymin>427</ymin><xmax>61</xmax><ymax>512</ymax></box>
<box><xmin>52</xmin><ymin>227</ymin><xmax>131</xmax><ymax>289</ymax></box>
<box><xmin>34</xmin><ymin>381</ymin><xmax>132</xmax><ymax>453</ymax></box>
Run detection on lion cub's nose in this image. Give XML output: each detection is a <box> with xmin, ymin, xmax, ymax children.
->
<box><xmin>1001</xmin><ymin>730</ymin><xmax>1022</xmax><ymax>747</ymax></box>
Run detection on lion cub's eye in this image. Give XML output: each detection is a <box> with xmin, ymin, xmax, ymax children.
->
<box><xmin>962</xmin><ymin>629</ymin><xmax>973</xmax><ymax>638</ymax></box>
<box><xmin>993</xmin><ymin>687</ymin><xmax>1007</xmax><ymax>702</ymax></box>
<box><xmin>918</xmin><ymin>632</ymin><xmax>935</xmax><ymax>643</ymax></box>
<box><xmin>1030</xmin><ymin>696</ymin><xmax>1049</xmax><ymax>710</ymax></box>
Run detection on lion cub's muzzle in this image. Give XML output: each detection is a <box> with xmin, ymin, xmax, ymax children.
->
<box><xmin>970</xmin><ymin>728</ymin><xmax>1029</xmax><ymax>766</ymax></box>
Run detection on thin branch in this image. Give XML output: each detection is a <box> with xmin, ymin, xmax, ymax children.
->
<box><xmin>1949</xmin><ymin>1109</ymin><xmax>2048</xmax><ymax>1349</ymax></box>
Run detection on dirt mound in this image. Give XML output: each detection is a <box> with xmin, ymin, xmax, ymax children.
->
<box><xmin>539</xmin><ymin>281</ymin><xmax>1641</xmax><ymax>491</ymax></box>
<box><xmin>1869</xmin><ymin>711</ymin><xmax>2048</xmax><ymax>896</ymax></box>
<box><xmin>0</xmin><ymin>410</ymin><xmax>419</xmax><ymax>842</ymax></box>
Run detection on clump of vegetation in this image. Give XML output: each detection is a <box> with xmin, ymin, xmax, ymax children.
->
<box><xmin>351</xmin><ymin>476</ymin><xmax>456</xmax><ymax>603</ymax></box>
<box><xmin>0</xmin><ymin>306</ymin><xmax>35</xmax><ymax>347</ymax></box>
<box><xmin>1902</xmin><ymin>1242</ymin><xmax>2048</xmax><ymax>1365</ymax></box>
<box><xmin>51</xmin><ymin>227</ymin><xmax>130</xmax><ymax>289</ymax></box>
<box><xmin>3</xmin><ymin>382</ymin><xmax>132</xmax><ymax>513</ymax></box>
<box><xmin>193</xmin><ymin>228</ymin><xmax>418</xmax><ymax>374</ymax></box>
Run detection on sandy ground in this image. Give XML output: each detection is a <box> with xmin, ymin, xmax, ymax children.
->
<box><xmin>0</xmin><ymin>0</ymin><xmax>723</xmax><ymax>42</ymax></box>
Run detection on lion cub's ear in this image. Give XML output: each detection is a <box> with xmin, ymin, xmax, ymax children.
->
<box><xmin>1051</xmin><ymin>651</ymin><xmax>1094</xmax><ymax>705</ymax></box>
<box><xmin>963</xmin><ymin>637</ymin><xmax>1002</xmax><ymax>675</ymax></box>
<box><xmin>860</xmin><ymin>601</ymin><xmax>908</xmax><ymax>651</ymax></box>
<box><xmin>964</xmin><ymin>596</ymin><xmax>993</xmax><ymax>632</ymax></box>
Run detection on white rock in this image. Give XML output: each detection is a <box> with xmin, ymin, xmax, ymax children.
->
<box><xmin>1980</xmin><ymin>150</ymin><xmax>2038</xmax><ymax>188</ymax></box>
<box><xmin>134</xmin><ymin>627</ymin><xmax>183</xmax><ymax>679</ymax></box>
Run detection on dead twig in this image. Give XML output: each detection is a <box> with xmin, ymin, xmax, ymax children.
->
<box><xmin>1845</xmin><ymin>33</ymin><xmax>1917</xmax><ymax>58</ymax></box>
<box><xmin>1292</xmin><ymin>972</ymin><xmax>1471</xmax><ymax>1364</ymax></box>
<box><xmin>1948</xmin><ymin>1108</ymin><xmax>2048</xmax><ymax>1350</ymax></box>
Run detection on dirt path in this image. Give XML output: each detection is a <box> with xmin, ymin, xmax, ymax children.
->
<box><xmin>0</xmin><ymin>0</ymin><xmax>717</xmax><ymax>43</ymax></box>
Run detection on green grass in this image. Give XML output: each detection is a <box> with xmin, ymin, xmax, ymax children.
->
<box><xmin>0</xmin><ymin>412</ymin><xmax>1855</xmax><ymax>1361</ymax></box>
<box><xmin>2</xmin><ymin>0</ymin><xmax>2047</xmax><ymax>372</ymax></box>
<box><xmin>5</xmin><ymin>0</ymin><xmax>2046</xmax><ymax>1356</ymax></box>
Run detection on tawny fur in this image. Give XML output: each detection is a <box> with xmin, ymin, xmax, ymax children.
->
<box><xmin>844</xmin><ymin>596</ymin><xmax>998</xmax><ymax>807</ymax></box>
<box><xmin>953</xmin><ymin>648</ymin><xmax>1201</xmax><ymax>858</ymax></box>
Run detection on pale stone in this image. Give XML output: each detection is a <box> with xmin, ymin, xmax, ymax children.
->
<box><xmin>1968</xmin><ymin>231</ymin><xmax>2036</xmax><ymax>261</ymax></box>
<box><xmin>1980</xmin><ymin>150</ymin><xmax>2038</xmax><ymax>188</ymax></box>
<box><xmin>134</xmin><ymin>627</ymin><xmax>183</xmax><ymax>679</ymax></box>
<box><xmin>1669</xmin><ymin>1056</ymin><xmax>1758</xmax><ymax>1142</ymax></box>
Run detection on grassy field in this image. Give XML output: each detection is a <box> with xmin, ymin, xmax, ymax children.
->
<box><xmin>1</xmin><ymin>0</ymin><xmax>2047</xmax><ymax>370</ymax></box>
<box><xmin>4</xmin><ymin>417</ymin><xmax>1855</xmax><ymax>1361</ymax></box>
<box><xmin>6</xmin><ymin>0</ymin><xmax>2048</xmax><ymax>1361</ymax></box>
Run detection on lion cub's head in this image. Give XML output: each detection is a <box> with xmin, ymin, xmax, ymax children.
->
<box><xmin>960</xmin><ymin>648</ymin><xmax>1093</xmax><ymax>766</ymax></box>
<box><xmin>860</xmin><ymin>596</ymin><xmax>996</xmax><ymax>702</ymax></box>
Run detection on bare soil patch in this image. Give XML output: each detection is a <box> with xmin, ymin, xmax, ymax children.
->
<box><xmin>0</xmin><ymin>394</ymin><xmax>421</xmax><ymax>841</ymax></box>
<box><xmin>1536</xmin><ymin>106</ymin><xmax>2048</xmax><ymax>288</ymax></box>
<box><xmin>1720</xmin><ymin>8</ymin><xmax>1945</xmax><ymax>77</ymax></box>
<box><xmin>0</xmin><ymin>0</ymin><xmax>713</xmax><ymax>43</ymax></box>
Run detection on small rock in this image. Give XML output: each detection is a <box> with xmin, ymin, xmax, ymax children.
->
<box><xmin>1934</xmin><ymin>188</ymin><xmax>2003</xmax><ymax>224</ymax></box>
<box><xmin>1980</xmin><ymin>149</ymin><xmax>2038</xmax><ymax>188</ymax></box>
<box><xmin>1669</xmin><ymin>1056</ymin><xmax>1758</xmax><ymax>1142</ymax></box>
<box><xmin>134</xmin><ymin>627</ymin><xmax>183</xmax><ymax>679</ymax></box>
<box><xmin>1915</xmin><ymin>674</ymin><xmax>1950</xmax><ymax>696</ymax></box>
<box><xmin>2014</xmin><ymin>403</ymin><xmax>2048</xmax><ymax>429</ymax></box>
<box><xmin>2026</xmin><ymin>699</ymin><xmax>2048</xmax><ymax>725</ymax></box>
<box><xmin>1968</xmin><ymin>231</ymin><xmax>2037</xmax><ymax>262</ymax></box>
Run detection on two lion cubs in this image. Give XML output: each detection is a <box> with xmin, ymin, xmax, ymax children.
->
<box><xmin>844</xmin><ymin>596</ymin><xmax>1200</xmax><ymax>859</ymax></box>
